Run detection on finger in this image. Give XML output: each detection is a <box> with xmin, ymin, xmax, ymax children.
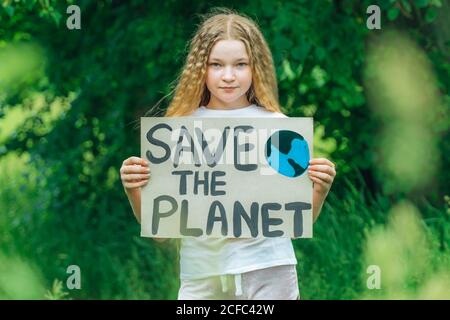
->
<box><xmin>121</xmin><ymin>165</ymin><xmax>151</xmax><ymax>174</ymax></box>
<box><xmin>123</xmin><ymin>156</ymin><xmax>149</xmax><ymax>167</ymax></box>
<box><xmin>121</xmin><ymin>173</ymin><xmax>151</xmax><ymax>182</ymax></box>
<box><xmin>126</xmin><ymin>176</ymin><xmax>150</xmax><ymax>183</ymax></box>
<box><xmin>308</xmin><ymin>170</ymin><xmax>333</xmax><ymax>184</ymax></box>
<box><xmin>122</xmin><ymin>156</ymin><xmax>141</xmax><ymax>166</ymax></box>
<box><xmin>309</xmin><ymin>158</ymin><xmax>335</xmax><ymax>168</ymax></box>
<box><xmin>308</xmin><ymin>164</ymin><xmax>336</xmax><ymax>177</ymax></box>
<box><xmin>140</xmin><ymin>158</ymin><xmax>149</xmax><ymax>167</ymax></box>
<box><xmin>309</xmin><ymin>175</ymin><xmax>327</xmax><ymax>186</ymax></box>
<box><xmin>309</xmin><ymin>158</ymin><xmax>334</xmax><ymax>167</ymax></box>
<box><xmin>124</xmin><ymin>179</ymin><xmax>149</xmax><ymax>189</ymax></box>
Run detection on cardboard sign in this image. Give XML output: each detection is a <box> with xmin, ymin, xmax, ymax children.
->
<box><xmin>140</xmin><ymin>117</ymin><xmax>313</xmax><ymax>238</ymax></box>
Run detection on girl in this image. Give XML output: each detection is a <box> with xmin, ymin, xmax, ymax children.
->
<box><xmin>120</xmin><ymin>8</ymin><xmax>336</xmax><ymax>300</ymax></box>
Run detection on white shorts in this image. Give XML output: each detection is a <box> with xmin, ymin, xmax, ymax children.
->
<box><xmin>178</xmin><ymin>265</ymin><xmax>300</xmax><ymax>300</ymax></box>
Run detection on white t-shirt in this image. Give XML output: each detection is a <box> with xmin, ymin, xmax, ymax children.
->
<box><xmin>179</xmin><ymin>104</ymin><xmax>297</xmax><ymax>280</ymax></box>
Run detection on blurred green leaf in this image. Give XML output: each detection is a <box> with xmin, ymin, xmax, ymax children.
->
<box><xmin>414</xmin><ymin>0</ymin><xmax>429</xmax><ymax>8</ymax></box>
<box><xmin>425</xmin><ymin>7</ymin><xmax>438</xmax><ymax>22</ymax></box>
<box><xmin>388</xmin><ymin>7</ymin><xmax>400</xmax><ymax>20</ymax></box>
<box><xmin>401</xmin><ymin>0</ymin><xmax>412</xmax><ymax>12</ymax></box>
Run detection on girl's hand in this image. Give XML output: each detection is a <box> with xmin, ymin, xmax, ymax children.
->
<box><xmin>120</xmin><ymin>156</ymin><xmax>151</xmax><ymax>192</ymax></box>
<box><xmin>307</xmin><ymin>158</ymin><xmax>336</xmax><ymax>197</ymax></box>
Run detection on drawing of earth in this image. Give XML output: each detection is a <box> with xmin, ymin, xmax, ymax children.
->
<box><xmin>265</xmin><ymin>130</ymin><xmax>310</xmax><ymax>178</ymax></box>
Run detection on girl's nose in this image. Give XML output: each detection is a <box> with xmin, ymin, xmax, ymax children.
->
<box><xmin>222</xmin><ymin>66</ymin><xmax>235</xmax><ymax>81</ymax></box>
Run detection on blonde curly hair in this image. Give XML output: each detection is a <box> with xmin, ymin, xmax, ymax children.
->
<box><xmin>163</xmin><ymin>8</ymin><xmax>282</xmax><ymax>117</ymax></box>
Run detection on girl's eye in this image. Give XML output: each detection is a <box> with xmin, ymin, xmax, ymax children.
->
<box><xmin>209</xmin><ymin>63</ymin><xmax>221</xmax><ymax>67</ymax></box>
<box><xmin>237</xmin><ymin>63</ymin><xmax>248</xmax><ymax>67</ymax></box>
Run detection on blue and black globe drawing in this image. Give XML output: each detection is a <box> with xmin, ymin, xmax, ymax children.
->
<box><xmin>265</xmin><ymin>130</ymin><xmax>310</xmax><ymax>178</ymax></box>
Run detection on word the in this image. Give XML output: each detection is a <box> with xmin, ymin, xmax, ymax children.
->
<box><xmin>172</xmin><ymin>170</ymin><xmax>226</xmax><ymax>196</ymax></box>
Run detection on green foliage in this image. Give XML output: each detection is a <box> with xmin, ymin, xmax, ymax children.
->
<box><xmin>45</xmin><ymin>280</ymin><xmax>69</xmax><ymax>300</ymax></box>
<box><xmin>0</xmin><ymin>152</ymin><xmax>180</xmax><ymax>299</ymax></box>
<box><xmin>294</xmin><ymin>177</ymin><xmax>391</xmax><ymax>299</ymax></box>
<box><xmin>0</xmin><ymin>253</ymin><xmax>46</xmax><ymax>299</ymax></box>
<box><xmin>361</xmin><ymin>201</ymin><xmax>450</xmax><ymax>299</ymax></box>
<box><xmin>0</xmin><ymin>0</ymin><xmax>448</xmax><ymax>299</ymax></box>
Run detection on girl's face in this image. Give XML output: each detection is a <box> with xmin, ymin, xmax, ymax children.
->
<box><xmin>205</xmin><ymin>39</ymin><xmax>252</xmax><ymax>109</ymax></box>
